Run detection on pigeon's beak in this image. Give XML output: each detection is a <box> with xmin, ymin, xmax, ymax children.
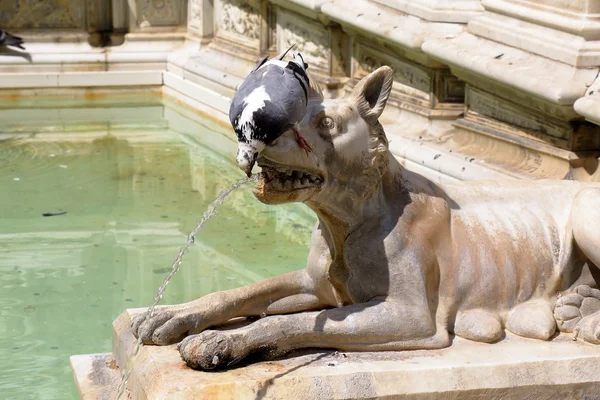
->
<box><xmin>236</xmin><ymin>143</ymin><xmax>258</xmax><ymax>177</ymax></box>
<box><xmin>243</xmin><ymin>163</ymin><xmax>254</xmax><ymax>178</ymax></box>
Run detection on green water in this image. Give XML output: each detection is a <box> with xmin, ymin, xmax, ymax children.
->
<box><xmin>0</xmin><ymin>95</ymin><xmax>315</xmax><ymax>400</ymax></box>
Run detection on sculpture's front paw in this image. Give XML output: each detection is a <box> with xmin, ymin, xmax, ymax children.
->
<box><xmin>178</xmin><ymin>331</ymin><xmax>240</xmax><ymax>370</ymax></box>
<box><xmin>555</xmin><ymin>285</ymin><xmax>600</xmax><ymax>332</ymax></box>
<box><xmin>131</xmin><ymin>305</ymin><xmax>204</xmax><ymax>346</ymax></box>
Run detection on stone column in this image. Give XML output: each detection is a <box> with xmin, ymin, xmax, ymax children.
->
<box><xmin>187</xmin><ymin>0</ymin><xmax>215</xmax><ymax>40</ymax></box>
<box><xmin>0</xmin><ymin>0</ymin><xmax>88</xmax><ymax>37</ymax></box>
<box><xmin>422</xmin><ymin>0</ymin><xmax>600</xmax><ymax>181</ymax></box>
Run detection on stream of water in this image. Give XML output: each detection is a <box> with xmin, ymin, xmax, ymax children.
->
<box><xmin>115</xmin><ymin>175</ymin><xmax>259</xmax><ymax>399</ymax></box>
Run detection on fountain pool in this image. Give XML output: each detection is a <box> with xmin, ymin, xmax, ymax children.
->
<box><xmin>0</xmin><ymin>93</ymin><xmax>315</xmax><ymax>400</ymax></box>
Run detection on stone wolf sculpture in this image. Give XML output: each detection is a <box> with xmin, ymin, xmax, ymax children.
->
<box><xmin>133</xmin><ymin>66</ymin><xmax>600</xmax><ymax>370</ymax></box>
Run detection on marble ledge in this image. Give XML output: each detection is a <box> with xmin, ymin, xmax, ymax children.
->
<box><xmin>422</xmin><ymin>32</ymin><xmax>598</xmax><ymax>106</ymax></box>
<box><xmin>469</xmin><ymin>12</ymin><xmax>600</xmax><ymax>68</ymax></box>
<box><xmin>0</xmin><ymin>71</ymin><xmax>163</xmax><ymax>89</ymax></box>
<box><xmin>574</xmin><ymin>96</ymin><xmax>600</xmax><ymax>126</ymax></box>
<box><xmin>321</xmin><ymin>0</ymin><xmax>464</xmax><ymax>53</ymax></box>
<box><xmin>270</xmin><ymin>0</ymin><xmax>332</xmax><ymax>19</ymax></box>
<box><xmin>373</xmin><ymin>0</ymin><xmax>484</xmax><ymax>23</ymax></box>
<box><xmin>86</xmin><ymin>308</ymin><xmax>600</xmax><ymax>400</ymax></box>
<box><xmin>482</xmin><ymin>0</ymin><xmax>600</xmax><ymax>40</ymax></box>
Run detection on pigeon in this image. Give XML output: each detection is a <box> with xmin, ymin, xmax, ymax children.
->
<box><xmin>0</xmin><ymin>30</ymin><xmax>25</xmax><ymax>50</ymax></box>
<box><xmin>230</xmin><ymin>44</ymin><xmax>312</xmax><ymax>177</ymax></box>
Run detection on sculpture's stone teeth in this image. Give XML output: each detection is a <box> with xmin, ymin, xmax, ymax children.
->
<box><xmin>258</xmin><ymin>164</ymin><xmax>323</xmax><ymax>191</ymax></box>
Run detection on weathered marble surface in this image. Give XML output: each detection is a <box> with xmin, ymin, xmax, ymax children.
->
<box><xmin>71</xmin><ymin>309</ymin><xmax>600</xmax><ymax>399</ymax></box>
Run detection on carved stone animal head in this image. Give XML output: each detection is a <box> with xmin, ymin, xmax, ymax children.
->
<box><xmin>254</xmin><ymin>67</ymin><xmax>394</xmax><ymax>208</ymax></box>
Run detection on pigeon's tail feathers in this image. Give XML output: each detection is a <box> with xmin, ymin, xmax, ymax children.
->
<box><xmin>1</xmin><ymin>31</ymin><xmax>25</xmax><ymax>50</ymax></box>
<box><xmin>276</xmin><ymin>43</ymin><xmax>296</xmax><ymax>61</ymax></box>
<box><xmin>251</xmin><ymin>55</ymin><xmax>269</xmax><ymax>73</ymax></box>
<box><xmin>252</xmin><ymin>43</ymin><xmax>296</xmax><ymax>73</ymax></box>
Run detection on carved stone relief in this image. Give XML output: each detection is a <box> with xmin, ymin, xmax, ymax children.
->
<box><xmin>188</xmin><ymin>0</ymin><xmax>203</xmax><ymax>31</ymax></box>
<box><xmin>216</xmin><ymin>0</ymin><xmax>262</xmax><ymax>48</ymax></box>
<box><xmin>276</xmin><ymin>9</ymin><xmax>330</xmax><ymax>74</ymax></box>
<box><xmin>0</xmin><ymin>0</ymin><xmax>84</xmax><ymax>30</ymax></box>
<box><xmin>467</xmin><ymin>87</ymin><xmax>571</xmax><ymax>145</ymax></box>
<box><xmin>355</xmin><ymin>41</ymin><xmax>432</xmax><ymax>107</ymax></box>
<box><xmin>138</xmin><ymin>0</ymin><xmax>186</xmax><ymax>28</ymax></box>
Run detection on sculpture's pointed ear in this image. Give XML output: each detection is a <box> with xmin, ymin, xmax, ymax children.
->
<box><xmin>351</xmin><ymin>66</ymin><xmax>394</xmax><ymax>125</ymax></box>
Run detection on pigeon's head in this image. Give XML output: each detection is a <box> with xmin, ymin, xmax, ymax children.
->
<box><xmin>236</xmin><ymin>141</ymin><xmax>265</xmax><ymax>177</ymax></box>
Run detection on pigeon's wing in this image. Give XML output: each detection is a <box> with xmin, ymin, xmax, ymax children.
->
<box><xmin>229</xmin><ymin>64</ymin><xmax>280</xmax><ymax>125</ymax></box>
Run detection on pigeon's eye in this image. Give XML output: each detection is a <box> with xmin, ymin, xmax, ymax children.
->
<box><xmin>319</xmin><ymin>117</ymin><xmax>335</xmax><ymax>130</ymax></box>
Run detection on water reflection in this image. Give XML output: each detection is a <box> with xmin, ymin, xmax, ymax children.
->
<box><xmin>0</xmin><ymin>98</ymin><xmax>315</xmax><ymax>400</ymax></box>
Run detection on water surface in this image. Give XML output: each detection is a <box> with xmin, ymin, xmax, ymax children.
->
<box><xmin>0</xmin><ymin>95</ymin><xmax>315</xmax><ymax>399</ymax></box>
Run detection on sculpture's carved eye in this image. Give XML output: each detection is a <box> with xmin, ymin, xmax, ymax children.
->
<box><xmin>319</xmin><ymin>117</ymin><xmax>335</xmax><ymax>130</ymax></box>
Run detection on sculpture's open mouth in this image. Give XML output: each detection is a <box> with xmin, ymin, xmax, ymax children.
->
<box><xmin>259</xmin><ymin>165</ymin><xmax>323</xmax><ymax>192</ymax></box>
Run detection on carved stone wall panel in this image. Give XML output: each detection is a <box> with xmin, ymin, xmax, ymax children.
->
<box><xmin>466</xmin><ymin>86</ymin><xmax>574</xmax><ymax>148</ymax></box>
<box><xmin>137</xmin><ymin>0</ymin><xmax>187</xmax><ymax>28</ymax></box>
<box><xmin>215</xmin><ymin>0</ymin><xmax>262</xmax><ymax>50</ymax></box>
<box><xmin>276</xmin><ymin>8</ymin><xmax>331</xmax><ymax>75</ymax></box>
<box><xmin>1</xmin><ymin>0</ymin><xmax>85</xmax><ymax>30</ymax></box>
<box><xmin>354</xmin><ymin>40</ymin><xmax>433</xmax><ymax>108</ymax></box>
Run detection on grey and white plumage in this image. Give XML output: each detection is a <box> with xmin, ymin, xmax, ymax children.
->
<box><xmin>230</xmin><ymin>45</ymin><xmax>311</xmax><ymax>176</ymax></box>
<box><xmin>0</xmin><ymin>30</ymin><xmax>25</xmax><ymax>50</ymax></box>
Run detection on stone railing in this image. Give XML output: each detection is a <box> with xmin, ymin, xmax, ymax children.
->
<box><xmin>2</xmin><ymin>0</ymin><xmax>600</xmax><ymax>182</ymax></box>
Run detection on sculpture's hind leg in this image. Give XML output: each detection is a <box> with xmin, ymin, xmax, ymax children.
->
<box><xmin>566</xmin><ymin>187</ymin><xmax>600</xmax><ymax>343</ymax></box>
<box><xmin>454</xmin><ymin>309</ymin><xmax>503</xmax><ymax>343</ymax></box>
<box><xmin>506</xmin><ymin>299</ymin><xmax>556</xmax><ymax>340</ymax></box>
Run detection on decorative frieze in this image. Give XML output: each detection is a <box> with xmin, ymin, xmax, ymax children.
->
<box><xmin>276</xmin><ymin>8</ymin><xmax>330</xmax><ymax>74</ymax></box>
<box><xmin>215</xmin><ymin>0</ymin><xmax>263</xmax><ymax>50</ymax></box>
<box><xmin>137</xmin><ymin>0</ymin><xmax>187</xmax><ymax>28</ymax></box>
<box><xmin>354</xmin><ymin>40</ymin><xmax>433</xmax><ymax>109</ymax></box>
<box><xmin>1</xmin><ymin>0</ymin><xmax>85</xmax><ymax>30</ymax></box>
<box><xmin>467</xmin><ymin>87</ymin><xmax>572</xmax><ymax>146</ymax></box>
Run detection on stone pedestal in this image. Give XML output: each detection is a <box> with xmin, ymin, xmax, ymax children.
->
<box><xmin>70</xmin><ymin>308</ymin><xmax>600</xmax><ymax>399</ymax></box>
